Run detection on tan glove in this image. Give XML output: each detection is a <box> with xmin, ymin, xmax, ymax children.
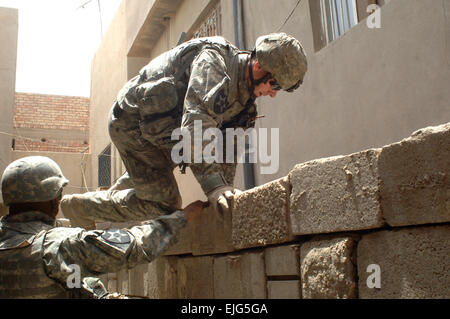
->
<box><xmin>207</xmin><ymin>186</ymin><xmax>243</xmax><ymax>216</ymax></box>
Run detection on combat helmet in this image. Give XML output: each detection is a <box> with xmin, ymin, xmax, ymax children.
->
<box><xmin>1</xmin><ymin>156</ymin><xmax>69</xmax><ymax>206</ymax></box>
<box><xmin>255</xmin><ymin>32</ymin><xmax>307</xmax><ymax>92</ymax></box>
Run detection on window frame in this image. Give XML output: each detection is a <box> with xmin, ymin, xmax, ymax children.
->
<box><xmin>98</xmin><ymin>143</ymin><xmax>111</xmax><ymax>188</ymax></box>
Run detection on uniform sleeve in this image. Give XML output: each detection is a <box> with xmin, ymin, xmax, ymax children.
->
<box><xmin>181</xmin><ymin>48</ymin><xmax>232</xmax><ymax>194</ymax></box>
<box><xmin>41</xmin><ymin>211</ymin><xmax>187</xmax><ymax>282</ymax></box>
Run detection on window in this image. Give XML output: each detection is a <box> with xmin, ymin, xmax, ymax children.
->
<box><xmin>311</xmin><ymin>0</ymin><xmax>387</xmax><ymax>51</ymax></box>
<box><xmin>321</xmin><ymin>0</ymin><xmax>359</xmax><ymax>44</ymax></box>
<box><xmin>98</xmin><ymin>144</ymin><xmax>111</xmax><ymax>188</ymax></box>
<box><xmin>191</xmin><ymin>2</ymin><xmax>221</xmax><ymax>39</ymax></box>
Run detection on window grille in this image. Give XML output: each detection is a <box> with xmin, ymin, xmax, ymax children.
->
<box><xmin>193</xmin><ymin>4</ymin><xmax>222</xmax><ymax>39</ymax></box>
<box><xmin>320</xmin><ymin>0</ymin><xmax>358</xmax><ymax>44</ymax></box>
<box><xmin>98</xmin><ymin>144</ymin><xmax>111</xmax><ymax>188</ymax></box>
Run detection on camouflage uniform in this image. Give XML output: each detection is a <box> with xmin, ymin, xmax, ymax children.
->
<box><xmin>0</xmin><ymin>209</ymin><xmax>186</xmax><ymax>298</ymax></box>
<box><xmin>62</xmin><ymin>36</ymin><xmax>258</xmax><ymax>226</ymax></box>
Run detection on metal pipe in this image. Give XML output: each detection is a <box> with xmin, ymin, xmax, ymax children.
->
<box><xmin>233</xmin><ymin>0</ymin><xmax>255</xmax><ymax>190</ymax></box>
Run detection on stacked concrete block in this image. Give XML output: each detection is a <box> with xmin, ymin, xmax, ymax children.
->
<box><xmin>177</xmin><ymin>256</ymin><xmax>214</xmax><ymax>298</ymax></box>
<box><xmin>267</xmin><ymin>281</ymin><xmax>301</xmax><ymax>299</ymax></box>
<box><xmin>191</xmin><ymin>205</ymin><xmax>234</xmax><ymax>256</ymax></box>
<box><xmin>116</xmin><ymin>268</ymin><xmax>130</xmax><ymax>295</ymax></box>
<box><xmin>289</xmin><ymin>149</ymin><xmax>385</xmax><ymax>235</ymax></box>
<box><xmin>378</xmin><ymin>123</ymin><xmax>450</xmax><ymax>227</ymax></box>
<box><xmin>101</xmin><ymin>122</ymin><xmax>449</xmax><ymax>299</ymax></box>
<box><xmin>300</xmin><ymin>237</ymin><xmax>358</xmax><ymax>299</ymax></box>
<box><xmin>265</xmin><ymin>244</ymin><xmax>301</xmax><ymax>299</ymax></box>
<box><xmin>146</xmin><ymin>256</ymin><xmax>178</xmax><ymax>298</ymax></box>
<box><xmin>358</xmin><ymin>225</ymin><xmax>450</xmax><ymax>299</ymax></box>
<box><xmin>213</xmin><ymin>251</ymin><xmax>266</xmax><ymax>298</ymax></box>
<box><xmin>289</xmin><ymin>122</ymin><xmax>450</xmax><ymax>236</ymax></box>
<box><xmin>232</xmin><ymin>177</ymin><xmax>294</xmax><ymax>249</ymax></box>
<box><xmin>128</xmin><ymin>263</ymin><xmax>148</xmax><ymax>297</ymax></box>
<box><xmin>105</xmin><ymin>273</ymin><xmax>118</xmax><ymax>294</ymax></box>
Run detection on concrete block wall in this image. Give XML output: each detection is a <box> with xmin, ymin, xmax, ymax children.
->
<box><xmin>102</xmin><ymin>122</ymin><xmax>449</xmax><ymax>299</ymax></box>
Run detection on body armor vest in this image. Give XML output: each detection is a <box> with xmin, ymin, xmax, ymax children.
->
<box><xmin>0</xmin><ymin>214</ymin><xmax>73</xmax><ymax>298</ymax></box>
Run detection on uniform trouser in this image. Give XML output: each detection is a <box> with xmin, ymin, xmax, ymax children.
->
<box><xmin>60</xmin><ymin>105</ymin><xmax>182</xmax><ymax>228</ymax></box>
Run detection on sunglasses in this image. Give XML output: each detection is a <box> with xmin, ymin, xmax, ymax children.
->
<box><xmin>269</xmin><ymin>79</ymin><xmax>282</xmax><ymax>91</ymax></box>
<box><xmin>269</xmin><ymin>78</ymin><xmax>303</xmax><ymax>92</ymax></box>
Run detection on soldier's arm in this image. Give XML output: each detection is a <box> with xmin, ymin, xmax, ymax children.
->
<box><xmin>41</xmin><ymin>210</ymin><xmax>188</xmax><ymax>279</ymax></box>
<box><xmin>216</xmin><ymin>99</ymin><xmax>259</xmax><ymax>185</ymax></box>
<box><xmin>182</xmin><ymin>48</ymin><xmax>233</xmax><ymax>194</ymax></box>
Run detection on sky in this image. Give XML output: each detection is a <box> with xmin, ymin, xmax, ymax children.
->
<box><xmin>0</xmin><ymin>0</ymin><xmax>122</xmax><ymax>97</ymax></box>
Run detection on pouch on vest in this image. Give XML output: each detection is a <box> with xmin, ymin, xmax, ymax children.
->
<box><xmin>136</xmin><ymin>77</ymin><xmax>178</xmax><ymax>118</ymax></box>
<box><xmin>136</xmin><ymin>77</ymin><xmax>182</xmax><ymax>147</ymax></box>
<box><xmin>0</xmin><ymin>233</ymin><xmax>35</xmax><ymax>250</ymax></box>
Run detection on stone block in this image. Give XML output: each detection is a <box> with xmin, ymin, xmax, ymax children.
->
<box><xmin>191</xmin><ymin>205</ymin><xmax>234</xmax><ymax>256</ymax></box>
<box><xmin>300</xmin><ymin>237</ymin><xmax>358</xmax><ymax>299</ymax></box>
<box><xmin>106</xmin><ymin>272</ymin><xmax>118</xmax><ymax>294</ymax></box>
<box><xmin>289</xmin><ymin>149</ymin><xmax>385</xmax><ymax>235</ymax></box>
<box><xmin>358</xmin><ymin>225</ymin><xmax>450</xmax><ymax>299</ymax></box>
<box><xmin>232</xmin><ymin>177</ymin><xmax>293</xmax><ymax>249</ymax></box>
<box><xmin>213</xmin><ymin>251</ymin><xmax>266</xmax><ymax>299</ymax></box>
<box><xmin>146</xmin><ymin>256</ymin><xmax>178</xmax><ymax>299</ymax></box>
<box><xmin>129</xmin><ymin>263</ymin><xmax>147</xmax><ymax>297</ymax></box>
<box><xmin>265</xmin><ymin>244</ymin><xmax>300</xmax><ymax>276</ymax></box>
<box><xmin>378</xmin><ymin>122</ymin><xmax>450</xmax><ymax>227</ymax></box>
<box><xmin>177</xmin><ymin>256</ymin><xmax>214</xmax><ymax>299</ymax></box>
<box><xmin>267</xmin><ymin>281</ymin><xmax>301</xmax><ymax>299</ymax></box>
<box><xmin>116</xmin><ymin>269</ymin><xmax>130</xmax><ymax>295</ymax></box>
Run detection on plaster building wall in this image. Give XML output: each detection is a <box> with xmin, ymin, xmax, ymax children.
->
<box><xmin>89</xmin><ymin>0</ymin><xmax>128</xmax><ymax>190</ymax></box>
<box><xmin>0</xmin><ymin>7</ymin><xmax>18</xmax><ymax>214</ymax></box>
<box><xmin>242</xmin><ymin>0</ymin><xmax>450</xmax><ymax>185</ymax></box>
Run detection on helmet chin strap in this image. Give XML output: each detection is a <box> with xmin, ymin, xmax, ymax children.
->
<box><xmin>248</xmin><ymin>55</ymin><xmax>272</xmax><ymax>100</ymax></box>
<box><xmin>248</xmin><ymin>58</ymin><xmax>257</xmax><ymax>100</ymax></box>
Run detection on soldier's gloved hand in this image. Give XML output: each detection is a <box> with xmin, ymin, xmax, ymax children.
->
<box><xmin>207</xmin><ymin>186</ymin><xmax>243</xmax><ymax>216</ymax></box>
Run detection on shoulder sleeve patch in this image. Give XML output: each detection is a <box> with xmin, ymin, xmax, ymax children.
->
<box><xmin>213</xmin><ymin>89</ymin><xmax>228</xmax><ymax>114</ymax></box>
<box><xmin>100</xmin><ymin>229</ymin><xmax>131</xmax><ymax>244</ymax></box>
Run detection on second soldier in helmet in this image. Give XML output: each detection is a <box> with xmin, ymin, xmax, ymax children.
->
<box><xmin>61</xmin><ymin>32</ymin><xmax>308</xmax><ymax>227</ymax></box>
<box><xmin>0</xmin><ymin>156</ymin><xmax>203</xmax><ymax>298</ymax></box>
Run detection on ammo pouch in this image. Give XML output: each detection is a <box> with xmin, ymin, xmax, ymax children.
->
<box><xmin>136</xmin><ymin>77</ymin><xmax>182</xmax><ymax>148</ymax></box>
<box><xmin>136</xmin><ymin>77</ymin><xmax>178</xmax><ymax>116</ymax></box>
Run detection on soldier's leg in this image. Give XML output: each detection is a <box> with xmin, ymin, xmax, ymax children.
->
<box><xmin>60</xmin><ymin>188</ymin><xmax>174</xmax><ymax>225</ymax></box>
<box><xmin>108</xmin><ymin>171</ymin><xmax>134</xmax><ymax>192</ymax></box>
<box><xmin>61</xmin><ymin>107</ymin><xmax>181</xmax><ymax>225</ymax></box>
<box><xmin>61</xmin><ymin>149</ymin><xmax>181</xmax><ymax>225</ymax></box>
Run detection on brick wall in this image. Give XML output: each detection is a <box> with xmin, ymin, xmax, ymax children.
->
<box><xmin>13</xmin><ymin>138</ymin><xmax>88</xmax><ymax>153</ymax></box>
<box><xmin>13</xmin><ymin>93</ymin><xmax>89</xmax><ymax>153</ymax></box>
